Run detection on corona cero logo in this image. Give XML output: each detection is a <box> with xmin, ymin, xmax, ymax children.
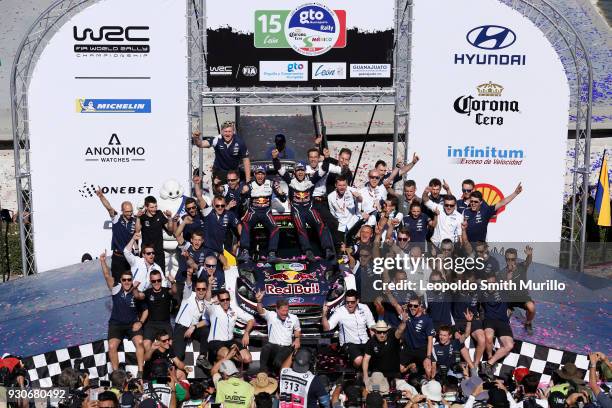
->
<box><xmin>474</xmin><ymin>183</ymin><xmax>505</xmax><ymax>222</ymax></box>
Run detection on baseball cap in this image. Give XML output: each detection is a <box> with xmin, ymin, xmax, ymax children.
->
<box><xmin>253</xmin><ymin>165</ymin><xmax>266</xmax><ymax>174</ymax></box>
<box><xmin>292</xmin><ymin>349</ymin><xmax>312</xmax><ymax>373</ymax></box>
<box><xmin>422</xmin><ymin>380</ymin><xmax>443</xmax><ymax>402</ymax></box>
<box><xmin>295</xmin><ymin>161</ymin><xmax>307</xmax><ymax>170</ymax></box>
<box><xmin>220</xmin><ymin>360</ymin><xmax>239</xmax><ymax>376</ymax></box>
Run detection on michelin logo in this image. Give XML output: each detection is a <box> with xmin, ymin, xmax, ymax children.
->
<box><xmin>77</xmin><ymin>99</ymin><xmax>151</xmax><ymax>113</ymax></box>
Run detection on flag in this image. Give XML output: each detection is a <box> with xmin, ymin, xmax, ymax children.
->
<box><xmin>594</xmin><ymin>150</ymin><xmax>611</xmax><ymax>227</ymax></box>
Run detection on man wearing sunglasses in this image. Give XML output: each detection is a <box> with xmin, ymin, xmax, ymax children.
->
<box><xmin>237</xmin><ymin>165</ymin><xmax>286</xmax><ymax>263</ymax></box>
<box><xmin>202</xmin><ymin>196</ymin><xmax>241</xmax><ymax>265</ymax></box>
<box><xmin>456</xmin><ymin>179</ymin><xmax>475</xmax><ymax>213</ymax></box>
<box><xmin>144</xmin><ymin>330</ymin><xmax>192</xmax><ymax>379</ymax></box>
<box><xmin>100</xmin><ymin>251</ymin><xmax>146</xmax><ymax>376</ymax></box>
<box><xmin>221</xmin><ymin>169</ymin><xmax>245</xmax><ymax>217</ymax></box>
<box><xmin>124</xmin><ymin>232</ymin><xmax>165</xmax><ymax>292</ymax></box>
<box><xmin>321</xmin><ymin>289</ymin><xmax>375</xmax><ymax>369</ymax></box>
<box><xmin>272</xmin><ymin>150</ymin><xmax>335</xmax><ymax>261</ymax></box>
<box><xmin>174</xmin><ymin>224</ymin><xmax>207</xmax><ymax>300</ymax></box>
<box><xmin>173</xmin><ymin>268</ymin><xmax>210</xmax><ymax>362</ymax></box>
<box><xmin>133</xmin><ymin>270</ymin><xmax>177</xmax><ymax>353</ymax></box>
<box><xmin>179</xmin><ymin>197</ymin><xmax>206</xmax><ymax>243</ymax></box>
<box><xmin>95</xmin><ymin>187</ymin><xmax>136</xmax><ymax>285</ymax></box>
<box><xmin>422</xmin><ymin>188</ymin><xmax>464</xmax><ymax>248</ymax></box>
<box><xmin>204</xmin><ymin>288</ymin><xmax>254</xmax><ymax>366</ymax></box>
<box><xmin>463</xmin><ymin>182</ymin><xmax>522</xmax><ymax>243</ymax></box>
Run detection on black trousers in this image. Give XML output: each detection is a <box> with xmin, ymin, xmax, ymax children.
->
<box><xmin>313</xmin><ymin>199</ymin><xmax>342</xmax><ymax>247</ymax></box>
<box><xmin>172</xmin><ymin>323</ymin><xmax>210</xmax><ymax>361</ymax></box>
<box><xmin>259</xmin><ymin>342</ymin><xmax>293</xmax><ymax>373</ymax></box>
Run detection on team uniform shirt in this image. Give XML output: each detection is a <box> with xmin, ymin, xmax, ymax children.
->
<box><xmin>482</xmin><ymin>290</ymin><xmax>509</xmax><ymax>322</ymax></box>
<box><xmin>306</xmin><ymin>162</ymin><xmax>342</xmax><ymax>198</ymax></box>
<box><xmin>203</xmin><ymin>210</ymin><xmax>239</xmax><ymax>253</ymax></box>
<box><xmin>216</xmin><ymin>377</ymin><xmax>255</xmax><ymax>408</ymax></box>
<box><xmin>111</xmin><ymin>214</ymin><xmax>136</xmax><ymax>252</ymax></box>
<box><xmin>176</xmin><ymin>243</ymin><xmax>207</xmax><ymax>283</ymax></box>
<box><xmin>365</xmin><ymin>328</ymin><xmax>402</xmax><ymax>378</ymax></box>
<box><xmin>404</xmin><ymin>314</ymin><xmax>435</xmax><ymax>349</ymax></box>
<box><xmin>263</xmin><ymin>310</ymin><xmax>301</xmax><ymax>346</ymax></box>
<box><xmin>328</xmin><ymin>189</ymin><xmax>361</xmax><ymax>232</ymax></box>
<box><xmin>425</xmin><ymin>290</ymin><xmax>455</xmax><ymax>326</ymax></box>
<box><xmin>123</xmin><ymin>249</ymin><xmax>165</xmax><ymax>292</ymax></box>
<box><xmin>326</xmin><ymin>304</ymin><xmax>375</xmax><ymax>346</ymax></box>
<box><xmin>431</xmin><ymin>339</ymin><xmax>464</xmax><ymax>367</ymax></box>
<box><xmin>223</xmin><ymin>182</ymin><xmax>245</xmax><ymax>215</ymax></box>
<box><xmin>358</xmin><ymin>184</ymin><xmax>388</xmax><ymax>215</ymax></box>
<box><xmin>381</xmin><ymin>170</ymin><xmax>403</xmax><ymax>186</ymax></box>
<box><xmin>279</xmin><ymin>368</ymin><xmax>327</xmax><ymax>408</ymax></box>
<box><xmin>142</xmin><ymin>383</ymin><xmax>172</xmax><ymax>408</ymax></box>
<box><xmin>479</xmin><ymin>254</ymin><xmax>500</xmax><ymax>277</ymax></box>
<box><xmin>423</xmin><ymin>201</ymin><xmax>464</xmax><ymax>245</ymax></box>
<box><xmin>142</xmin><ymin>287</ymin><xmax>173</xmax><ymax>322</ymax></box>
<box><xmin>244</xmin><ymin>179</ymin><xmax>277</xmax><ymax>209</ymax></box>
<box><xmin>139</xmin><ymin>211</ymin><xmax>168</xmax><ymax>252</ymax></box>
<box><xmin>463</xmin><ymin>202</ymin><xmax>497</xmax><ymax>242</ymax></box>
<box><xmin>402</xmin><ymin>213</ymin><xmax>430</xmax><ymax>243</ymax></box>
<box><xmin>210</xmin><ymin>134</ymin><xmax>249</xmax><ymax>171</ymax></box>
<box><xmin>181</xmin><ymin>213</ymin><xmax>205</xmax><ymax>243</ymax></box>
<box><xmin>324</xmin><ymin>158</ymin><xmax>353</xmax><ymax>195</ymax></box>
<box><xmin>196</xmin><ymin>266</ymin><xmax>226</xmax><ymax>292</ymax></box>
<box><xmin>109</xmin><ymin>285</ymin><xmax>139</xmax><ymax>325</ymax></box>
<box><xmin>451</xmin><ymin>290</ymin><xmax>480</xmax><ymax>321</ymax></box>
<box><xmin>175</xmin><ymin>282</ymin><xmax>207</xmax><ymax>327</ymax></box>
<box><xmin>457</xmin><ymin>198</ymin><xmax>469</xmax><ymax>214</ymax></box>
<box><xmin>206</xmin><ymin>302</ymin><xmax>254</xmax><ymax>342</ymax></box>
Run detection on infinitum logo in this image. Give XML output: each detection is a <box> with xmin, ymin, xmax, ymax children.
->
<box><xmin>447</xmin><ymin>145</ymin><xmax>524</xmax><ymax>166</ymax></box>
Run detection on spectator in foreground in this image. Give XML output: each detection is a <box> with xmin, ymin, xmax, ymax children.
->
<box><xmin>215</xmin><ymin>360</ymin><xmax>256</xmax><ymax>408</ymax></box>
<box><xmin>279</xmin><ymin>348</ymin><xmax>331</xmax><ymax>408</ymax></box>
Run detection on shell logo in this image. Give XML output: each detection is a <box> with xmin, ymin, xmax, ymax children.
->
<box><xmin>474</xmin><ymin>183</ymin><xmax>505</xmax><ymax>223</ymax></box>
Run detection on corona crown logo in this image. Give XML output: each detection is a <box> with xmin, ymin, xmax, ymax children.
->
<box><xmin>477</xmin><ymin>82</ymin><xmax>504</xmax><ymax>97</ymax></box>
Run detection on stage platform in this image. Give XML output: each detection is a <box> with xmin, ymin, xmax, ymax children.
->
<box><xmin>0</xmin><ymin>259</ymin><xmax>609</xmax><ymax>387</ymax></box>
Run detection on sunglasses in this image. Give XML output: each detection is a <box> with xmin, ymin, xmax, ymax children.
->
<box><xmin>369</xmin><ymin>176</ymin><xmax>381</xmax><ymax>180</ymax></box>
<box><xmin>159</xmin><ymin>338</ymin><xmax>170</xmax><ymax>343</ymax></box>
<box><xmin>150</xmin><ymin>279</ymin><xmax>162</xmax><ymax>283</ymax></box>
<box><xmin>219</xmin><ymin>298</ymin><xmax>230</xmax><ymax>302</ymax></box>
<box><xmin>469</xmin><ymin>200</ymin><xmax>481</xmax><ymax>204</ymax></box>
<box><xmin>462</xmin><ymin>188</ymin><xmax>473</xmax><ymax>193</ymax></box>
<box><xmin>227</xmin><ymin>178</ymin><xmax>239</xmax><ymax>182</ymax></box>
<box><xmin>195</xmin><ymin>287</ymin><xmax>207</xmax><ymax>292</ymax></box>
<box><xmin>144</xmin><ymin>251</ymin><xmax>155</xmax><ymax>255</ymax></box>
<box><xmin>186</xmin><ymin>206</ymin><xmax>197</xmax><ymax>211</ymax></box>
<box><xmin>376</xmin><ymin>331</ymin><xmax>388</xmax><ymax>334</ymax></box>
<box><xmin>215</xmin><ymin>204</ymin><xmax>226</xmax><ymax>208</ymax></box>
<box><xmin>444</xmin><ymin>203</ymin><xmax>456</xmax><ymax>208</ymax></box>
<box><xmin>397</xmin><ymin>237</ymin><xmax>409</xmax><ymax>242</ymax></box>
<box><xmin>409</xmin><ymin>304</ymin><xmax>420</xmax><ymax>309</ymax></box>
<box><xmin>346</xmin><ymin>300</ymin><xmax>357</xmax><ymax>304</ymax></box>
<box><xmin>121</xmin><ymin>278</ymin><xmax>133</xmax><ymax>282</ymax></box>
<box><xmin>205</xmin><ymin>264</ymin><xmax>217</xmax><ymax>268</ymax></box>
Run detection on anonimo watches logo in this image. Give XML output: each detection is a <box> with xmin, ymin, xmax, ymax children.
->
<box><xmin>84</xmin><ymin>133</ymin><xmax>147</xmax><ymax>163</ymax></box>
<box><xmin>73</xmin><ymin>25</ymin><xmax>150</xmax><ymax>56</ymax></box>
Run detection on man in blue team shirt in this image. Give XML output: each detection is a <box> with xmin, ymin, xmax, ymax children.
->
<box><xmin>96</xmin><ymin>188</ymin><xmax>136</xmax><ymax>284</ymax></box>
<box><xmin>192</xmin><ymin>121</ymin><xmax>251</xmax><ymax>183</ymax></box>
<box><xmin>180</xmin><ymin>198</ymin><xmax>205</xmax><ymax>243</ymax></box>
<box><xmin>451</xmin><ymin>179</ymin><xmax>475</xmax><ymax>214</ymax></box>
<box><xmin>203</xmin><ymin>196</ymin><xmax>241</xmax><ymax>263</ymax></box>
<box><xmin>388</xmin><ymin>296</ymin><xmax>435</xmax><ymax>377</ymax></box>
<box><xmin>402</xmin><ymin>202</ymin><xmax>433</xmax><ymax>250</ymax></box>
<box><xmin>425</xmin><ymin>271</ymin><xmax>455</xmax><ymax>331</ymax></box>
<box><xmin>463</xmin><ymin>183</ymin><xmax>523</xmax><ymax>242</ymax></box>
<box><xmin>480</xmin><ymin>275</ymin><xmax>514</xmax><ymax>381</ymax></box>
<box><xmin>221</xmin><ymin>169</ymin><xmax>245</xmax><ymax>217</ymax></box>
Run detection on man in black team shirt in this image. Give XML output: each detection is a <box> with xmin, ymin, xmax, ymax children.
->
<box><xmin>136</xmin><ymin>196</ymin><xmax>175</xmax><ymax>272</ymax></box>
<box><xmin>362</xmin><ymin>318</ymin><xmax>408</xmax><ymax>384</ymax></box>
<box><xmin>133</xmin><ymin>270</ymin><xmax>177</xmax><ymax>353</ymax></box>
<box><xmin>144</xmin><ymin>330</ymin><xmax>192</xmax><ymax>380</ymax></box>
<box><xmin>502</xmin><ymin>246</ymin><xmax>535</xmax><ymax>335</ymax></box>
<box><xmin>480</xmin><ymin>275</ymin><xmax>514</xmax><ymax>381</ymax></box>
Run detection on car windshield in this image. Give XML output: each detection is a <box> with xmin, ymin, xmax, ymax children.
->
<box><xmin>252</xmin><ymin>217</ymin><xmax>324</xmax><ymax>258</ymax></box>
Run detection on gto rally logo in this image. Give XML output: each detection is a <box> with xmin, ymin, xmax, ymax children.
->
<box><xmin>73</xmin><ymin>25</ymin><xmax>150</xmax><ymax>56</ymax></box>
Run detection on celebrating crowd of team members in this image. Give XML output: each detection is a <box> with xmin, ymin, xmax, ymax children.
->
<box><xmin>51</xmin><ymin>119</ymin><xmax>610</xmax><ymax>408</ymax></box>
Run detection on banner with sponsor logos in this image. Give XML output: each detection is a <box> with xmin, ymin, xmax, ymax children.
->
<box><xmin>205</xmin><ymin>0</ymin><xmax>394</xmax><ymax>87</ymax></box>
<box><xmin>27</xmin><ymin>0</ymin><xmax>188</xmax><ymax>272</ymax></box>
<box><xmin>407</xmin><ymin>0</ymin><xmax>569</xmax><ymax>250</ymax></box>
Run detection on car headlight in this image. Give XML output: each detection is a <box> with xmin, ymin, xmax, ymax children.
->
<box><xmin>327</xmin><ymin>278</ymin><xmax>345</xmax><ymax>301</ymax></box>
<box><xmin>236</xmin><ymin>277</ymin><xmax>256</xmax><ymax>302</ymax></box>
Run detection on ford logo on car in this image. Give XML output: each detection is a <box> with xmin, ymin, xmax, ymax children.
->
<box><xmin>466</xmin><ymin>25</ymin><xmax>516</xmax><ymax>50</ymax></box>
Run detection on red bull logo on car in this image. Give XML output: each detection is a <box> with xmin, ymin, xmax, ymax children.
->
<box><xmin>265</xmin><ymin>283</ymin><xmax>320</xmax><ymax>295</ymax></box>
<box><xmin>266</xmin><ymin>270</ymin><xmax>317</xmax><ymax>283</ymax></box>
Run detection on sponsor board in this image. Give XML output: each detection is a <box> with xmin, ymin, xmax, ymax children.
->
<box><xmin>454</xmin><ymin>25</ymin><xmax>526</xmax><ymax>66</ymax></box>
<box><xmin>259</xmin><ymin>61</ymin><xmax>308</xmax><ymax>81</ymax></box>
<box><xmin>349</xmin><ymin>63</ymin><xmax>391</xmax><ymax>78</ymax></box>
<box><xmin>312</xmin><ymin>62</ymin><xmax>346</xmax><ymax>79</ymax></box>
<box><xmin>446</xmin><ymin>145</ymin><xmax>524</xmax><ymax>166</ymax></box>
<box><xmin>264</xmin><ymin>283</ymin><xmax>320</xmax><ymax>295</ymax></box>
<box><xmin>76</xmin><ymin>99</ymin><xmax>151</xmax><ymax>113</ymax></box>
<box><xmin>84</xmin><ymin>133</ymin><xmax>147</xmax><ymax>164</ymax></box>
<box><xmin>78</xmin><ymin>182</ymin><xmax>154</xmax><ymax>198</ymax></box>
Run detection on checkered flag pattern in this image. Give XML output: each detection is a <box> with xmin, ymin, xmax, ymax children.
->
<box><xmin>23</xmin><ymin>336</ymin><xmax>588</xmax><ymax>388</ymax></box>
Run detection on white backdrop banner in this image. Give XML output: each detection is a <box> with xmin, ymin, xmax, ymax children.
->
<box><xmin>27</xmin><ymin>0</ymin><xmax>188</xmax><ymax>272</ymax></box>
<box><xmin>408</xmin><ymin>0</ymin><xmax>569</xmax><ymax>252</ymax></box>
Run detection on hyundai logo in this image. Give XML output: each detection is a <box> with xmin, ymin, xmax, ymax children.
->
<box><xmin>466</xmin><ymin>25</ymin><xmax>516</xmax><ymax>50</ymax></box>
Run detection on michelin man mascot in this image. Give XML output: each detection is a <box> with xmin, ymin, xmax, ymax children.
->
<box><xmin>157</xmin><ymin>179</ymin><xmax>189</xmax><ymax>278</ymax></box>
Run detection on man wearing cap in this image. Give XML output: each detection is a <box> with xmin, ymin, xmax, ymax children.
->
<box><xmin>362</xmin><ymin>318</ymin><xmax>408</xmax><ymax>383</ymax></box>
<box><xmin>272</xmin><ymin>148</ymin><xmax>335</xmax><ymax>261</ymax></box>
<box><xmin>192</xmin><ymin>122</ymin><xmax>252</xmax><ymax>183</ymax></box>
<box><xmin>237</xmin><ymin>165</ymin><xmax>286</xmax><ymax>262</ymax></box>
<box><xmin>256</xmin><ymin>291</ymin><xmax>302</xmax><ymax>373</ymax></box>
<box><xmin>279</xmin><ymin>348</ymin><xmax>331</xmax><ymax>408</ymax></box>
<box><xmin>95</xmin><ymin>188</ymin><xmax>136</xmax><ymax>284</ymax></box>
<box><xmin>266</xmin><ymin>133</ymin><xmax>295</xmax><ymax>160</ymax></box>
<box><xmin>321</xmin><ymin>289</ymin><xmax>375</xmax><ymax>369</ymax></box>
<box><xmin>215</xmin><ymin>360</ymin><xmax>256</xmax><ymax>408</ymax></box>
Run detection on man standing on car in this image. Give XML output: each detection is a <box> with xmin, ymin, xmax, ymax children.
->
<box><xmin>136</xmin><ymin>196</ymin><xmax>174</xmax><ymax>273</ymax></box>
<box><xmin>272</xmin><ymin>149</ymin><xmax>335</xmax><ymax>261</ymax></box>
<box><xmin>255</xmin><ymin>291</ymin><xmax>301</xmax><ymax>373</ymax></box>
<box><xmin>321</xmin><ymin>289</ymin><xmax>375</xmax><ymax>369</ymax></box>
<box><xmin>95</xmin><ymin>188</ymin><xmax>136</xmax><ymax>284</ymax></box>
<box><xmin>237</xmin><ymin>165</ymin><xmax>286</xmax><ymax>262</ymax></box>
